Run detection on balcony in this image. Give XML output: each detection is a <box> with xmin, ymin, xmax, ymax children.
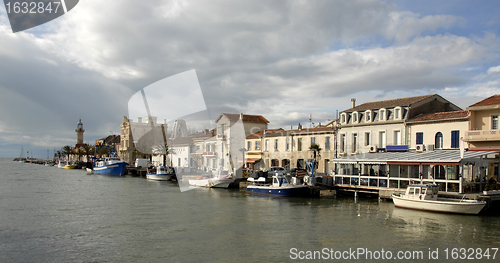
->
<box><xmin>464</xmin><ymin>130</ymin><xmax>500</xmax><ymax>142</ymax></box>
<box><xmin>203</xmin><ymin>152</ymin><xmax>216</xmax><ymax>157</ymax></box>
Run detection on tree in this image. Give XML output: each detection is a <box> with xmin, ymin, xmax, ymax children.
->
<box><xmin>309</xmin><ymin>144</ymin><xmax>322</xmax><ymax>160</ymax></box>
<box><xmin>62</xmin><ymin>145</ymin><xmax>73</xmax><ymax>161</ymax></box>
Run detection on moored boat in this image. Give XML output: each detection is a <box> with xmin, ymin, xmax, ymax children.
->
<box><xmin>392</xmin><ymin>184</ymin><xmax>486</xmax><ymax>215</ymax></box>
<box><xmin>188</xmin><ymin>170</ymin><xmax>235</xmax><ymax>188</ymax></box>
<box><xmin>146</xmin><ymin>166</ymin><xmax>175</xmax><ymax>181</ymax></box>
<box><xmin>93</xmin><ymin>157</ymin><xmax>128</xmax><ymax>176</ymax></box>
<box><xmin>246</xmin><ymin>174</ymin><xmax>309</xmax><ymax>197</ymax></box>
<box><xmin>64</xmin><ymin>162</ymin><xmax>77</xmax><ymax>169</ymax></box>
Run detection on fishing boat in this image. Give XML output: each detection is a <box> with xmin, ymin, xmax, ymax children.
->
<box><xmin>246</xmin><ymin>174</ymin><xmax>309</xmax><ymax>197</ymax></box>
<box><xmin>188</xmin><ymin>170</ymin><xmax>235</xmax><ymax>188</ymax></box>
<box><xmin>392</xmin><ymin>184</ymin><xmax>486</xmax><ymax>215</ymax></box>
<box><xmin>93</xmin><ymin>157</ymin><xmax>128</xmax><ymax>176</ymax></box>
<box><xmin>146</xmin><ymin>166</ymin><xmax>175</xmax><ymax>181</ymax></box>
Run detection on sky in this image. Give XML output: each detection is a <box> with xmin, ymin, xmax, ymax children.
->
<box><xmin>1</xmin><ymin>0</ymin><xmax>500</xmax><ymax>158</ymax></box>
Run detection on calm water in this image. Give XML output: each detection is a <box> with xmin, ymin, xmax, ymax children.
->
<box><xmin>1</xmin><ymin>158</ymin><xmax>499</xmax><ymax>262</ymax></box>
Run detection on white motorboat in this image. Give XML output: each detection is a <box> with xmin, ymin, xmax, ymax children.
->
<box><xmin>56</xmin><ymin>160</ymin><xmax>65</xmax><ymax>169</ymax></box>
<box><xmin>392</xmin><ymin>184</ymin><xmax>486</xmax><ymax>215</ymax></box>
<box><xmin>146</xmin><ymin>166</ymin><xmax>175</xmax><ymax>181</ymax></box>
<box><xmin>188</xmin><ymin>170</ymin><xmax>235</xmax><ymax>188</ymax></box>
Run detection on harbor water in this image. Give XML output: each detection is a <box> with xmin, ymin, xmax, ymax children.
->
<box><xmin>1</xmin><ymin>158</ymin><xmax>499</xmax><ymax>262</ymax></box>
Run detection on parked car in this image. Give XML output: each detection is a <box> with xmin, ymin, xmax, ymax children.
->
<box><xmin>265</xmin><ymin>166</ymin><xmax>287</xmax><ymax>176</ymax></box>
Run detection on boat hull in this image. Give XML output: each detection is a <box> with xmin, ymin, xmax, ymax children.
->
<box><xmin>64</xmin><ymin>165</ymin><xmax>77</xmax><ymax>169</ymax></box>
<box><xmin>93</xmin><ymin>162</ymin><xmax>128</xmax><ymax>176</ymax></box>
<box><xmin>246</xmin><ymin>185</ymin><xmax>309</xmax><ymax>197</ymax></box>
<box><xmin>392</xmin><ymin>195</ymin><xmax>486</xmax><ymax>215</ymax></box>
<box><xmin>146</xmin><ymin>174</ymin><xmax>173</xmax><ymax>181</ymax></box>
<box><xmin>188</xmin><ymin>178</ymin><xmax>235</xmax><ymax>188</ymax></box>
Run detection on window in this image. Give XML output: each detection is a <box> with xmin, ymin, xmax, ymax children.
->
<box><xmin>395</xmin><ymin>107</ymin><xmax>401</xmax><ymax>120</ymax></box>
<box><xmin>416</xmin><ymin>132</ymin><xmax>423</xmax><ymax>145</ymax></box>
<box><xmin>325</xmin><ymin>137</ymin><xmax>330</xmax><ymax>151</ymax></box>
<box><xmin>394</xmin><ymin>130</ymin><xmax>401</xmax><ymax>145</ymax></box>
<box><xmin>255</xmin><ymin>141</ymin><xmax>260</xmax><ymax>150</ymax></box>
<box><xmin>247</xmin><ymin>141</ymin><xmax>251</xmax><ymax>150</ymax></box>
<box><xmin>352</xmin><ymin>133</ymin><xmax>358</xmax><ymax>153</ymax></box>
<box><xmin>365</xmin><ymin>132</ymin><xmax>370</xmax><ymax>146</ymax></box>
<box><xmin>340</xmin><ymin>134</ymin><xmax>346</xmax><ymax>152</ymax></box>
<box><xmin>341</xmin><ymin>113</ymin><xmax>346</xmax><ymax>124</ymax></box>
<box><xmin>298</xmin><ymin>138</ymin><xmax>302</xmax><ymax>151</ymax></box>
<box><xmin>379</xmin><ymin>131</ymin><xmax>386</xmax><ymax>148</ymax></box>
<box><xmin>493</xmin><ymin>115</ymin><xmax>499</xmax><ymax>130</ymax></box>
<box><xmin>366</xmin><ymin>111</ymin><xmax>371</xmax><ymax>122</ymax></box>
<box><xmin>451</xmin><ymin>131</ymin><xmax>459</xmax><ymax>148</ymax></box>
<box><xmin>311</xmin><ymin>137</ymin><xmax>316</xmax><ymax>146</ymax></box>
<box><xmin>435</xmin><ymin>132</ymin><xmax>443</xmax><ymax>149</ymax></box>
<box><xmin>265</xmin><ymin>139</ymin><xmax>269</xmax><ymax>151</ymax></box>
<box><xmin>352</xmin><ymin>112</ymin><xmax>358</xmax><ymax>123</ymax></box>
<box><xmin>379</xmin><ymin>109</ymin><xmax>386</xmax><ymax>121</ymax></box>
<box><xmin>274</xmin><ymin>139</ymin><xmax>278</xmax><ymax>151</ymax></box>
<box><xmin>286</xmin><ymin>136</ymin><xmax>290</xmax><ymax>151</ymax></box>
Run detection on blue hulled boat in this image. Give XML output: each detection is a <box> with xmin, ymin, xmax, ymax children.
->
<box><xmin>246</xmin><ymin>174</ymin><xmax>309</xmax><ymax>197</ymax></box>
<box><xmin>93</xmin><ymin>157</ymin><xmax>128</xmax><ymax>176</ymax></box>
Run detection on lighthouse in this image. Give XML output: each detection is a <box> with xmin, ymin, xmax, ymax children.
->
<box><xmin>76</xmin><ymin>119</ymin><xmax>85</xmax><ymax>147</ymax></box>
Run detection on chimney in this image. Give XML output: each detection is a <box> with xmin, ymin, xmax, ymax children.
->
<box><xmin>298</xmin><ymin>123</ymin><xmax>302</xmax><ymax>131</ymax></box>
<box><xmin>351</xmin><ymin>98</ymin><xmax>356</xmax><ymax>108</ymax></box>
<box><xmin>240</xmin><ymin>113</ymin><xmax>244</xmax><ymax>120</ymax></box>
<box><xmin>137</xmin><ymin>117</ymin><xmax>142</xmax><ymax>124</ymax></box>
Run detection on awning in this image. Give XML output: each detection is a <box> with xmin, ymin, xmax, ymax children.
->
<box><xmin>245</xmin><ymin>158</ymin><xmax>261</xmax><ymax>163</ymax></box>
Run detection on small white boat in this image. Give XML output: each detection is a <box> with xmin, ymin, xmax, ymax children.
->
<box><xmin>246</xmin><ymin>174</ymin><xmax>309</xmax><ymax>197</ymax></box>
<box><xmin>188</xmin><ymin>170</ymin><xmax>235</xmax><ymax>188</ymax></box>
<box><xmin>392</xmin><ymin>184</ymin><xmax>486</xmax><ymax>215</ymax></box>
<box><xmin>57</xmin><ymin>160</ymin><xmax>65</xmax><ymax>169</ymax></box>
<box><xmin>146</xmin><ymin>166</ymin><xmax>174</xmax><ymax>181</ymax></box>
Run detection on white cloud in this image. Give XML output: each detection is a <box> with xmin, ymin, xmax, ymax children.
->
<box><xmin>487</xmin><ymin>65</ymin><xmax>500</xmax><ymax>74</ymax></box>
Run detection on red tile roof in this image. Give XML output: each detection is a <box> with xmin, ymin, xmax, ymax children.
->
<box><xmin>218</xmin><ymin>113</ymin><xmax>270</xmax><ymax>123</ymax></box>
<box><xmin>468</xmin><ymin>95</ymin><xmax>500</xmax><ymax>108</ymax></box>
<box><xmin>345</xmin><ymin>94</ymin><xmax>436</xmax><ymax>112</ymax></box>
<box><xmin>406</xmin><ymin>110</ymin><xmax>468</xmax><ymax>123</ymax></box>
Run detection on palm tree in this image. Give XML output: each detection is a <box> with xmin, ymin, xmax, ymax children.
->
<box><xmin>309</xmin><ymin>144</ymin><xmax>322</xmax><ymax>161</ymax></box>
<box><xmin>62</xmin><ymin>145</ymin><xmax>73</xmax><ymax>161</ymax></box>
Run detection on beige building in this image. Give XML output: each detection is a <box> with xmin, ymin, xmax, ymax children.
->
<box><xmin>464</xmin><ymin>95</ymin><xmax>500</xmax><ymax>183</ymax></box>
<box><xmin>465</xmin><ymin>95</ymin><xmax>500</xmax><ymax>149</ymax></box>
<box><xmin>405</xmin><ymin>110</ymin><xmax>469</xmax><ymax>151</ymax></box>
<box><xmin>246</xmin><ymin>125</ymin><xmax>338</xmax><ymax>175</ymax></box>
<box><xmin>338</xmin><ymin>94</ymin><xmax>461</xmax><ymax>155</ymax></box>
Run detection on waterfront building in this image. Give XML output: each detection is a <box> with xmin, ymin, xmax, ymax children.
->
<box><xmin>464</xmin><ymin>95</ymin><xmax>500</xmax><ymax>183</ymax></box>
<box><xmin>119</xmin><ymin>116</ymin><xmax>168</xmax><ymax>165</ymax></box>
<box><xmin>405</xmin><ymin>110</ymin><xmax>469</xmax><ymax>151</ymax></box>
<box><xmin>337</xmin><ymin>94</ymin><xmax>461</xmax><ymax>155</ymax></box>
<box><xmin>215</xmin><ymin>113</ymin><xmax>269</xmax><ymax>173</ymax></box>
<box><xmin>245</xmin><ymin>124</ymin><xmax>339</xmax><ymax>174</ymax></box>
<box><xmin>332</xmin><ymin>95</ymin><xmax>499</xmax><ymax>194</ymax></box>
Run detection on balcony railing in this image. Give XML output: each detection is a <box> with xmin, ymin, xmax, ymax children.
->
<box><xmin>465</xmin><ymin>130</ymin><xmax>500</xmax><ymax>141</ymax></box>
<box><xmin>202</xmin><ymin>152</ymin><xmax>216</xmax><ymax>156</ymax></box>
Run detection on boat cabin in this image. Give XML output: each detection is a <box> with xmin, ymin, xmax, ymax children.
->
<box><xmin>403</xmin><ymin>184</ymin><xmax>439</xmax><ymax>201</ymax></box>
